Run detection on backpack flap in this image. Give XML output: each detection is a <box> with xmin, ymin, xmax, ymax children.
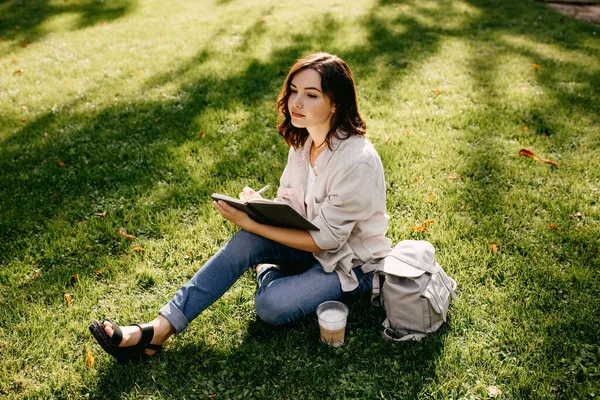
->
<box><xmin>381</xmin><ymin>240</ymin><xmax>438</xmax><ymax>277</ymax></box>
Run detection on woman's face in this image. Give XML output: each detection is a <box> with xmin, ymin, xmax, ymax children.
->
<box><xmin>287</xmin><ymin>68</ymin><xmax>334</xmax><ymax>135</ymax></box>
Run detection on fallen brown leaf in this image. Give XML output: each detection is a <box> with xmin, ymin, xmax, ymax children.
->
<box><xmin>70</xmin><ymin>274</ymin><xmax>79</xmax><ymax>285</ymax></box>
<box><xmin>426</xmin><ymin>194</ymin><xmax>435</xmax><ymax>202</ymax></box>
<box><xmin>11</xmin><ymin>58</ymin><xmax>18</xmax><ymax>63</ymax></box>
<box><xmin>14</xmin><ymin>69</ymin><xmax>24</xmax><ymax>75</ymax></box>
<box><xmin>423</xmin><ymin>219</ymin><xmax>437</xmax><ymax>226</ymax></box>
<box><xmin>32</xmin><ymin>270</ymin><xmax>41</xmax><ymax>280</ymax></box>
<box><xmin>94</xmin><ymin>211</ymin><xmax>106</xmax><ymax>217</ymax></box>
<box><xmin>490</xmin><ymin>244</ymin><xmax>499</xmax><ymax>254</ymax></box>
<box><xmin>414</xmin><ymin>174</ymin><xmax>420</xmax><ymax>183</ymax></box>
<box><xmin>58</xmin><ymin>160</ymin><xmax>66</xmax><ymax>167</ymax></box>
<box><xmin>379</xmin><ymin>65</ymin><xmax>385</xmax><ymax>71</ymax></box>
<box><xmin>199</xmin><ymin>131</ymin><xmax>205</xmax><ymax>137</ymax></box>
<box><xmin>447</xmin><ymin>173</ymin><xmax>463</xmax><ymax>180</ymax></box>
<box><xmin>133</xmin><ymin>246</ymin><xmax>144</xmax><ymax>252</ymax></box>
<box><xmin>432</xmin><ymin>89</ymin><xmax>442</xmax><ymax>96</ymax></box>
<box><xmin>523</xmin><ymin>126</ymin><xmax>529</xmax><ymax>133</ymax></box>
<box><xmin>410</xmin><ymin>225</ymin><xmax>427</xmax><ymax>232</ymax></box>
<box><xmin>532</xmin><ymin>63</ymin><xmax>541</xmax><ymax>71</ymax></box>
<box><xmin>159</xmin><ymin>92</ymin><xmax>167</xmax><ymax>98</ymax></box>
<box><xmin>187</xmin><ymin>250</ymin><xmax>194</xmax><ymax>256</ymax></box>
<box><xmin>518</xmin><ymin>149</ymin><xmax>559</xmax><ymax>167</ymax></box>
<box><xmin>119</xmin><ymin>228</ymin><xmax>135</xmax><ymax>241</ymax></box>
<box><xmin>549</xmin><ymin>223</ymin><xmax>557</xmax><ymax>230</ymax></box>
<box><xmin>94</xmin><ymin>269</ymin><xmax>102</xmax><ymax>276</ymax></box>
<box><xmin>64</xmin><ymin>293</ymin><xmax>73</xmax><ymax>306</ymax></box>
<box><xmin>85</xmin><ymin>351</ymin><xmax>95</xmax><ymax>368</ymax></box>
<box><xmin>21</xmin><ymin>42</ymin><xmax>29</xmax><ymax>48</ymax></box>
<box><xmin>384</xmin><ymin>136</ymin><xmax>392</xmax><ymax>144</ymax></box>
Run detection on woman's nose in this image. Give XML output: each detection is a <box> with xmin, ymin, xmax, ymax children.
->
<box><xmin>291</xmin><ymin>94</ymin><xmax>303</xmax><ymax>109</ymax></box>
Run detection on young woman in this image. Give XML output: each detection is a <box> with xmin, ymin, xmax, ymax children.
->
<box><xmin>89</xmin><ymin>52</ymin><xmax>392</xmax><ymax>362</ymax></box>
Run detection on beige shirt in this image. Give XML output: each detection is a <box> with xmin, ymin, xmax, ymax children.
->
<box><xmin>276</xmin><ymin>134</ymin><xmax>392</xmax><ymax>291</ymax></box>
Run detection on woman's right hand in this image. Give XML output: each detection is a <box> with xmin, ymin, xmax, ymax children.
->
<box><xmin>239</xmin><ymin>186</ymin><xmax>263</xmax><ymax>202</ymax></box>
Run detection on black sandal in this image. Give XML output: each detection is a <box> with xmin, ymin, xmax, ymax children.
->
<box><xmin>89</xmin><ymin>320</ymin><xmax>163</xmax><ymax>364</ymax></box>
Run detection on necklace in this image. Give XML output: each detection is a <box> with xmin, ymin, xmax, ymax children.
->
<box><xmin>310</xmin><ymin>140</ymin><xmax>326</xmax><ymax>167</ymax></box>
<box><xmin>313</xmin><ymin>138</ymin><xmax>327</xmax><ymax>149</ymax></box>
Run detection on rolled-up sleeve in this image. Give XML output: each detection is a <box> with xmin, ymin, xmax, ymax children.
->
<box><xmin>309</xmin><ymin>163</ymin><xmax>383</xmax><ymax>251</ymax></box>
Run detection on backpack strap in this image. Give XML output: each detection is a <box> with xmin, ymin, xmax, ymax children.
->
<box><xmin>382</xmin><ymin>328</ymin><xmax>427</xmax><ymax>342</ymax></box>
<box><xmin>371</xmin><ymin>273</ymin><xmax>382</xmax><ymax>306</ymax></box>
<box><xmin>436</xmin><ymin>261</ymin><xmax>458</xmax><ymax>300</ymax></box>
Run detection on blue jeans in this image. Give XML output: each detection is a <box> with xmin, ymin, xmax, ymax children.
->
<box><xmin>159</xmin><ymin>230</ymin><xmax>373</xmax><ymax>333</ymax></box>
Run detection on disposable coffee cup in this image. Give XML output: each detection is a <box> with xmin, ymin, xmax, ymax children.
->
<box><xmin>316</xmin><ymin>301</ymin><xmax>349</xmax><ymax>347</ymax></box>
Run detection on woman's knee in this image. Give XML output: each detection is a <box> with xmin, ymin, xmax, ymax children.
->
<box><xmin>254</xmin><ymin>291</ymin><xmax>298</xmax><ymax>326</ymax></box>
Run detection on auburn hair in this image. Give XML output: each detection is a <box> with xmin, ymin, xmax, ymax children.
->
<box><xmin>276</xmin><ymin>52</ymin><xmax>366</xmax><ymax>149</ymax></box>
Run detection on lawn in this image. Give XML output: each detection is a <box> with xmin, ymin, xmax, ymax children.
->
<box><xmin>0</xmin><ymin>0</ymin><xmax>599</xmax><ymax>398</ymax></box>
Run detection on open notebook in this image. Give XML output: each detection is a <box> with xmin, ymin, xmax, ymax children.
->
<box><xmin>211</xmin><ymin>193</ymin><xmax>319</xmax><ymax>231</ymax></box>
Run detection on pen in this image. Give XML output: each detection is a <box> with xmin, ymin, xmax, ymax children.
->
<box><xmin>255</xmin><ymin>185</ymin><xmax>270</xmax><ymax>195</ymax></box>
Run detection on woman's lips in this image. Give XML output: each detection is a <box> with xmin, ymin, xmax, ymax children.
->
<box><xmin>291</xmin><ymin>112</ymin><xmax>305</xmax><ymax>118</ymax></box>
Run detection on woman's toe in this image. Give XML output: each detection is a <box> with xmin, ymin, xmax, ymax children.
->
<box><xmin>103</xmin><ymin>321</ymin><xmax>114</xmax><ymax>338</ymax></box>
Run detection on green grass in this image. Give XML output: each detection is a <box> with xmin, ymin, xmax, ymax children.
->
<box><xmin>1</xmin><ymin>0</ymin><xmax>599</xmax><ymax>398</ymax></box>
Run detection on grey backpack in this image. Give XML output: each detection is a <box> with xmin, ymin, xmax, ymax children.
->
<box><xmin>371</xmin><ymin>240</ymin><xmax>457</xmax><ymax>341</ymax></box>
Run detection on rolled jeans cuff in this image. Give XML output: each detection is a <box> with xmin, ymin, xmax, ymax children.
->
<box><xmin>159</xmin><ymin>301</ymin><xmax>189</xmax><ymax>334</ymax></box>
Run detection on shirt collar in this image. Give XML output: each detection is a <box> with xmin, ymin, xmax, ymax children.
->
<box><xmin>299</xmin><ymin>133</ymin><xmax>347</xmax><ymax>175</ymax></box>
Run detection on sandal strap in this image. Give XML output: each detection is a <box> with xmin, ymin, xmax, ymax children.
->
<box><xmin>108</xmin><ymin>320</ymin><xmax>123</xmax><ymax>346</ymax></box>
<box><xmin>146</xmin><ymin>343</ymin><xmax>163</xmax><ymax>351</ymax></box>
<box><xmin>133</xmin><ymin>323</ymin><xmax>155</xmax><ymax>347</ymax></box>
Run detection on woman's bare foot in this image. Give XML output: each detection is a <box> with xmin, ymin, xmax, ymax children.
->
<box><xmin>103</xmin><ymin>315</ymin><xmax>175</xmax><ymax>356</ymax></box>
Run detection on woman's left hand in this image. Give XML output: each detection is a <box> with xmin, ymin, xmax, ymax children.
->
<box><xmin>213</xmin><ymin>200</ymin><xmax>254</xmax><ymax>230</ymax></box>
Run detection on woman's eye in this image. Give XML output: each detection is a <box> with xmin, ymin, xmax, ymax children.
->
<box><xmin>308</xmin><ymin>94</ymin><xmax>317</xmax><ymax>98</ymax></box>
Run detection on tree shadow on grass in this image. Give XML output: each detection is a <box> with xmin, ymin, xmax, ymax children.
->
<box><xmin>0</xmin><ymin>0</ymin><xmax>137</xmax><ymax>50</ymax></box>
